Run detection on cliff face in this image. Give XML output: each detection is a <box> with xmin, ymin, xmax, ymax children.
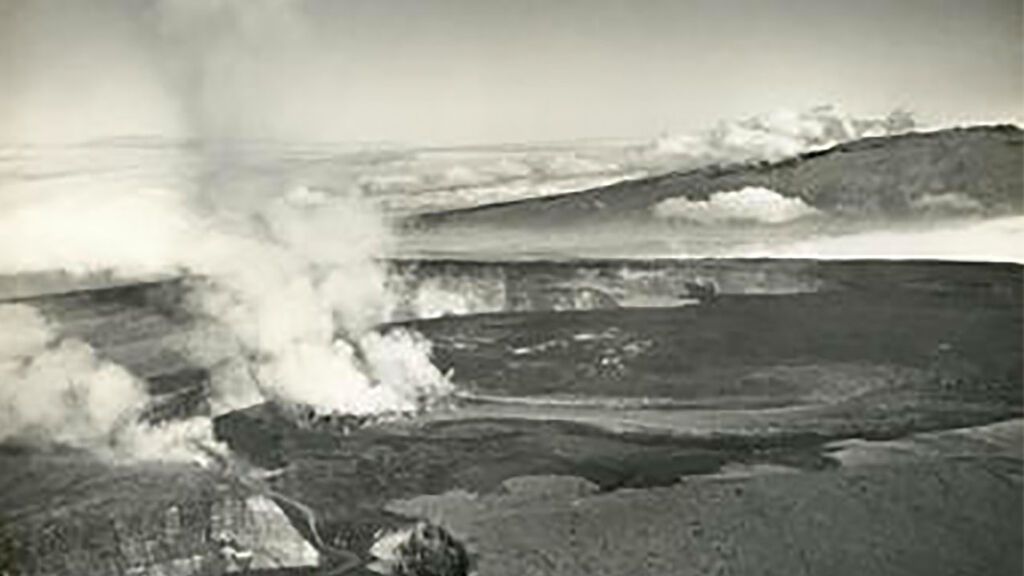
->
<box><xmin>113</xmin><ymin>493</ymin><xmax>320</xmax><ymax>576</ymax></box>
<box><xmin>5</xmin><ymin>259</ymin><xmax>1018</xmax><ymax>363</ymax></box>
<box><xmin>410</xmin><ymin>125</ymin><xmax>1023</xmax><ymax>227</ymax></box>
<box><xmin>0</xmin><ymin>453</ymin><xmax>320</xmax><ymax>576</ymax></box>
<box><xmin>388</xmin><ymin>258</ymin><xmax>1019</xmax><ymax>320</ymax></box>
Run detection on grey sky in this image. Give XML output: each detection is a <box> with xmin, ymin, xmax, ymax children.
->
<box><xmin>2</xmin><ymin>0</ymin><xmax>1021</xmax><ymax>144</ymax></box>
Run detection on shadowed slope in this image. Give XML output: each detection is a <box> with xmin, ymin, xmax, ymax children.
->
<box><xmin>409</xmin><ymin>126</ymin><xmax>1023</xmax><ymax>228</ymax></box>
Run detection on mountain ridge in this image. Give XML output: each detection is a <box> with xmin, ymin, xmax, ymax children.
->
<box><xmin>406</xmin><ymin>124</ymin><xmax>1023</xmax><ymax>228</ymax></box>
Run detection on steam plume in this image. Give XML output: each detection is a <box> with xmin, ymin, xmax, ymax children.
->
<box><xmin>0</xmin><ymin>0</ymin><xmax>452</xmax><ymax>459</ymax></box>
<box><xmin>0</xmin><ymin>303</ymin><xmax>215</xmax><ymax>462</ymax></box>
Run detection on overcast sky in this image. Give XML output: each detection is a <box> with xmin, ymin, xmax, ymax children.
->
<box><xmin>1</xmin><ymin>0</ymin><xmax>1021</xmax><ymax>144</ymax></box>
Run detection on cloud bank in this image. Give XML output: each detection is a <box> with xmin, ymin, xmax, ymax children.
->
<box><xmin>642</xmin><ymin>105</ymin><xmax>916</xmax><ymax>165</ymax></box>
<box><xmin>750</xmin><ymin>216</ymin><xmax>1024</xmax><ymax>263</ymax></box>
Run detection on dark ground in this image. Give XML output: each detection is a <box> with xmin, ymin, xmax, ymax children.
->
<box><xmin>214</xmin><ymin>266</ymin><xmax>1022</xmax><ymax>572</ymax></box>
<box><xmin>1</xmin><ymin>259</ymin><xmax>1021</xmax><ymax>574</ymax></box>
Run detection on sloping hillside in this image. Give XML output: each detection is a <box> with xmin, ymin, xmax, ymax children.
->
<box><xmin>410</xmin><ymin>125</ymin><xmax>1023</xmax><ymax>228</ymax></box>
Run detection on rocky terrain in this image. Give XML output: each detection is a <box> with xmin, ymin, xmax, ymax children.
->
<box><xmin>0</xmin><ymin>451</ymin><xmax>320</xmax><ymax>575</ymax></box>
<box><xmin>1</xmin><ymin>258</ymin><xmax>1019</xmax><ymax>574</ymax></box>
<box><xmin>386</xmin><ymin>420</ymin><xmax>1021</xmax><ymax>576</ymax></box>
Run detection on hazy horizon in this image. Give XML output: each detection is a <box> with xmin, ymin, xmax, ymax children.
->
<box><xmin>1</xmin><ymin>0</ymin><xmax>1021</xmax><ymax>146</ymax></box>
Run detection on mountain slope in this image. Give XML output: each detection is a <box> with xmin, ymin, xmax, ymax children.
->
<box><xmin>409</xmin><ymin>125</ymin><xmax>1023</xmax><ymax>228</ymax></box>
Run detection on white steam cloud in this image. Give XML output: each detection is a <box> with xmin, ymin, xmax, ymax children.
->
<box><xmin>0</xmin><ymin>178</ymin><xmax>454</xmax><ymax>459</ymax></box>
<box><xmin>183</xmin><ymin>187</ymin><xmax>452</xmax><ymax>415</ymax></box>
<box><xmin>0</xmin><ymin>303</ymin><xmax>216</xmax><ymax>462</ymax></box>
<box><xmin>653</xmin><ymin>186</ymin><xmax>819</xmax><ymax>224</ymax></box>
<box><xmin>151</xmin><ymin>0</ymin><xmax>349</xmax><ymax>142</ymax></box>
<box><xmin>0</xmin><ymin>182</ymin><xmax>453</xmax><ymax>418</ymax></box>
<box><xmin>0</xmin><ymin>304</ymin><xmax>146</xmax><ymax>445</ymax></box>
<box><xmin>0</xmin><ymin>0</ymin><xmax>453</xmax><ymax>460</ymax></box>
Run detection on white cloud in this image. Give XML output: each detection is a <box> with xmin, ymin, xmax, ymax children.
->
<box><xmin>910</xmin><ymin>192</ymin><xmax>985</xmax><ymax>214</ymax></box>
<box><xmin>653</xmin><ymin>186</ymin><xmax>819</xmax><ymax>224</ymax></box>
<box><xmin>643</xmin><ymin>106</ymin><xmax>917</xmax><ymax>166</ymax></box>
